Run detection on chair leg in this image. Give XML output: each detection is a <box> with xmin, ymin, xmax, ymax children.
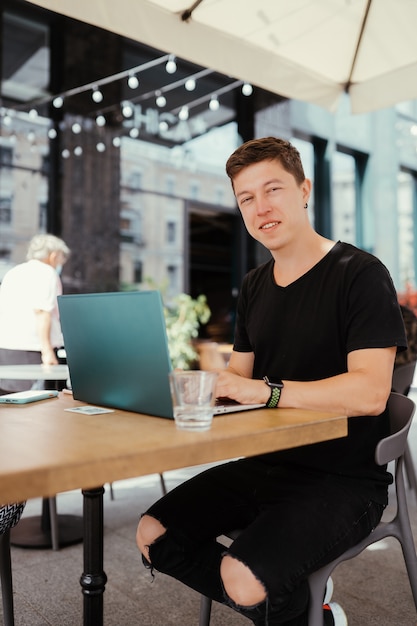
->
<box><xmin>404</xmin><ymin>443</ymin><xmax>417</xmax><ymax>497</ymax></box>
<box><xmin>199</xmin><ymin>595</ymin><xmax>212</xmax><ymax>626</ymax></box>
<box><xmin>108</xmin><ymin>483</ymin><xmax>115</xmax><ymax>500</ymax></box>
<box><xmin>307</xmin><ymin>567</ymin><xmax>332</xmax><ymax>626</ymax></box>
<box><xmin>0</xmin><ymin>530</ymin><xmax>15</xmax><ymax>626</ymax></box>
<box><xmin>49</xmin><ymin>496</ymin><xmax>59</xmax><ymax>551</ymax></box>
<box><xmin>159</xmin><ymin>473</ymin><xmax>167</xmax><ymax>495</ymax></box>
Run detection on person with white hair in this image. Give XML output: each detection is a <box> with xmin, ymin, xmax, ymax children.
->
<box><xmin>0</xmin><ymin>233</ymin><xmax>70</xmax><ymax>393</ymax></box>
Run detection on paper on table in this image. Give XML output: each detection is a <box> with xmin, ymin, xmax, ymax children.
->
<box><xmin>65</xmin><ymin>406</ymin><xmax>114</xmax><ymax>415</ymax></box>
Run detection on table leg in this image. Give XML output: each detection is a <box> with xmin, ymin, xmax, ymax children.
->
<box><xmin>80</xmin><ymin>486</ymin><xmax>107</xmax><ymax>626</ymax></box>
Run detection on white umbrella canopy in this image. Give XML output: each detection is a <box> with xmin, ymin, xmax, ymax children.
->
<box><xmin>26</xmin><ymin>0</ymin><xmax>417</xmax><ymax>113</ymax></box>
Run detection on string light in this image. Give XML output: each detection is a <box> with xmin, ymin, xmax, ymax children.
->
<box><xmin>96</xmin><ymin>115</ymin><xmax>106</xmax><ymax>127</ymax></box>
<box><xmin>155</xmin><ymin>91</ymin><xmax>167</xmax><ymax>108</ymax></box>
<box><xmin>74</xmin><ymin>146</ymin><xmax>83</xmax><ymax>156</ymax></box>
<box><xmin>122</xmin><ymin>101</ymin><xmax>134</xmax><ymax>117</ymax></box>
<box><xmin>185</xmin><ymin>78</ymin><xmax>196</xmax><ymax>91</ymax></box>
<box><xmin>165</xmin><ymin>55</ymin><xmax>177</xmax><ymax>74</ymax></box>
<box><xmin>242</xmin><ymin>82</ymin><xmax>253</xmax><ymax>96</ymax></box>
<box><xmin>209</xmin><ymin>95</ymin><xmax>219</xmax><ymax>111</ymax></box>
<box><xmin>92</xmin><ymin>86</ymin><xmax>103</xmax><ymax>103</ymax></box>
<box><xmin>178</xmin><ymin>106</ymin><xmax>189</xmax><ymax>121</ymax></box>
<box><xmin>112</xmin><ymin>136</ymin><xmax>121</xmax><ymax>147</ymax></box>
<box><xmin>127</xmin><ymin>73</ymin><xmax>139</xmax><ymax>89</ymax></box>
<box><xmin>52</xmin><ymin>96</ymin><xmax>64</xmax><ymax>108</ymax></box>
<box><xmin>2</xmin><ymin>50</ymin><xmax>254</xmax><ymax>153</ymax></box>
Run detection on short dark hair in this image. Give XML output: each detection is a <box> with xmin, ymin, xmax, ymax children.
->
<box><xmin>225</xmin><ymin>137</ymin><xmax>306</xmax><ymax>186</ymax></box>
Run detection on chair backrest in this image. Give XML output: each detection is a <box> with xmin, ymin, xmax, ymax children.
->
<box><xmin>0</xmin><ymin>502</ymin><xmax>26</xmax><ymax>535</ymax></box>
<box><xmin>375</xmin><ymin>392</ymin><xmax>415</xmax><ymax>466</ymax></box>
<box><xmin>392</xmin><ymin>361</ymin><xmax>417</xmax><ymax>396</ymax></box>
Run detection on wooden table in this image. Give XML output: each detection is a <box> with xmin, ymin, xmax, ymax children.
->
<box><xmin>0</xmin><ymin>393</ymin><xmax>347</xmax><ymax>626</ymax></box>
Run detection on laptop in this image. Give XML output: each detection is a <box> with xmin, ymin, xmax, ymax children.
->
<box><xmin>58</xmin><ymin>290</ymin><xmax>264</xmax><ymax>419</ymax></box>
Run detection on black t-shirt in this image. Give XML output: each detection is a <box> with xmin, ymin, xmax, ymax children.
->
<box><xmin>234</xmin><ymin>242</ymin><xmax>407</xmax><ymax>500</ymax></box>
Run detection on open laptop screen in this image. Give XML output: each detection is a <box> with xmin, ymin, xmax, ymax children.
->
<box><xmin>58</xmin><ymin>290</ymin><xmax>174</xmax><ymax>418</ymax></box>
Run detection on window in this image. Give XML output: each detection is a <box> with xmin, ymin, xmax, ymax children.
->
<box><xmin>134</xmin><ymin>260</ymin><xmax>143</xmax><ymax>283</ymax></box>
<box><xmin>165</xmin><ymin>175</ymin><xmax>175</xmax><ymax>196</ymax></box>
<box><xmin>189</xmin><ymin>181</ymin><xmax>200</xmax><ymax>200</ymax></box>
<box><xmin>167</xmin><ymin>264</ymin><xmax>178</xmax><ymax>292</ymax></box>
<box><xmin>291</xmin><ymin>137</ymin><xmax>315</xmax><ymax>226</ymax></box>
<box><xmin>331</xmin><ymin>151</ymin><xmax>356</xmax><ymax>244</ymax></box>
<box><xmin>0</xmin><ymin>146</ymin><xmax>13</xmax><ymax>166</ymax></box>
<box><xmin>129</xmin><ymin>170</ymin><xmax>142</xmax><ymax>189</ymax></box>
<box><xmin>214</xmin><ymin>186</ymin><xmax>224</xmax><ymax>206</ymax></box>
<box><xmin>166</xmin><ymin>221</ymin><xmax>176</xmax><ymax>244</ymax></box>
<box><xmin>0</xmin><ymin>198</ymin><xmax>12</xmax><ymax>224</ymax></box>
<box><xmin>397</xmin><ymin>170</ymin><xmax>416</xmax><ymax>288</ymax></box>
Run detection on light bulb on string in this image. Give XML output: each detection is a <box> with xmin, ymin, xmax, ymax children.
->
<box><xmin>155</xmin><ymin>91</ymin><xmax>167</xmax><ymax>108</ymax></box>
<box><xmin>53</xmin><ymin>96</ymin><xmax>64</xmax><ymax>108</ymax></box>
<box><xmin>48</xmin><ymin>128</ymin><xmax>57</xmax><ymax>139</ymax></box>
<box><xmin>29</xmin><ymin>109</ymin><xmax>38</xmax><ymax>119</ymax></box>
<box><xmin>96</xmin><ymin>115</ymin><xmax>106</xmax><ymax>127</ymax></box>
<box><xmin>96</xmin><ymin>142</ymin><xmax>106</xmax><ymax>152</ymax></box>
<box><xmin>165</xmin><ymin>55</ymin><xmax>177</xmax><ymax>74</ymax></box>
<box><xmin>71</xmin><ymin>122</ymin><xmax>82</xmax><ymax>134</ymax></box>
<box><xmin>185</xmin><ymin>78</ymin><xmax>196</xmax><ymax>91</ymax></box>
<box><xmin>92</xmin><ymin>86</ymin><xmax>103</xmax><ymax>103</ymax></box>
<box><xmin>159</xmin><ymin>121</ymin><xmax>169</xmax><ymax>132</ymax></box>
<box><xmin>209</xmin><ymin>95</ymin><xmax>219</xmax><ymax>111</ymax></box>
<box><xmin>178</xmin><ymin>106</ymin><xmax>189</xmax><ymax>121</ymax></box>
<box><xmin>74</xmin><ymin>146</ymin><xmax>83</xmax><ymax>157</ymax></box>
<box><xmin>129</xmin><ymin>128</ymin><xmax>139</xmax><ymax>138</ymax></box>
<box><xmin>242</xmin><ymin>83</ymin><xmax>253</xmax><ymax>96</ymax></box>
<box><xmin>122</xmin><ymin>102</ymin><xmax>134</xmax><ymax>118</ymax></box>
<box><xmin>127</xmin><ymin>73</ymin><xmax>139</xmax><ymax>89</ymax></box>
<box><xmin>62</xmin><ymin>149</ymin><xmax>70</xmax><ymax>159</ymax></box>
<box><xmin>112</xmin><ymin>136</ymin><xmax>121</xmax><ymax>148</ymax></box>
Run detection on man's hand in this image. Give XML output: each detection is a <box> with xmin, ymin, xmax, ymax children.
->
<box><xmin>216</xmin><ymin>370</ymin><xmax>270</xmax><ymax>405</ymax></box>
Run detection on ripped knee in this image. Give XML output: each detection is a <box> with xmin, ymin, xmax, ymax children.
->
<box><xmin>136</xmin><ymin>514</ymin><xmax>167</xmax><ymax>562</ymax></box>
<box><xmin>220</xmin><ymin>553</ymin><xmax>267</xmax><ymax>608</ymax></box>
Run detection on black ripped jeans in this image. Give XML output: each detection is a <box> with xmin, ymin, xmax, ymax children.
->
<box><xmin>142</xmin><ymin>458</ymin><xmax>386</xmax><ymax>625</ymax></box>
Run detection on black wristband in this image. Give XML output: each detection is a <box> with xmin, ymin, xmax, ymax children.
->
<box><xmin>263</xmin><ymin>376</ymin><xmax>284</xmax><ymax>408</ymax></box>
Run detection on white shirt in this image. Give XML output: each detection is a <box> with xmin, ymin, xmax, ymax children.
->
<box><xmin>0</xmin><ymin>260</ymin><xmax>63</xmax><ymax>351</ymax></box>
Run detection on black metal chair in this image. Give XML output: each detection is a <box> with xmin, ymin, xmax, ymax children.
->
<box><xmin>0</xmin><ymin>502</ymin><xmax>26</xmax><ymax>626</ymax></box>
<box><xmin>199</xmin><ymin>393</ymin><xmax>417</xmax><ymax>626</ymax></box>
<box><xmin>392</xmin><ymin>360</ymin><xmax>417</xmax><ymax>495</ymax></box>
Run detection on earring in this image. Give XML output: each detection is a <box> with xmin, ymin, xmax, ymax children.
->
<box><xmin>304</xmin><ymin>202</ymin><xmax>308</xmax><ymax>209</ymax></box>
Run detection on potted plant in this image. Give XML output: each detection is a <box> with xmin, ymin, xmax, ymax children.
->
<box><xmin>164</xmin><ymin>292</ymin><xmax>211</xmax><ymax>369</ymax></box>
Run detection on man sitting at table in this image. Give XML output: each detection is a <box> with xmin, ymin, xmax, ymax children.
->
<box><xmin>136</xmin><ymin>137</ymin><xmax>406</xmax><ymax>626</ymax></box>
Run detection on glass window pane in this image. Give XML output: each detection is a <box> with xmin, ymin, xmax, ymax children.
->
<box><xmin>397</xmin><ymin>170</ymin><xmax>415</xmax><ymax>288</ymax></box>
<box><xmin>291</xmin><ymin>137</ymin><xmax>315</xmax><ymax>227</ymax></box>
<box><xmin>331</xmin><ymin>151</ymin><xmax>356</xmax><ymax>244</ymax></box>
